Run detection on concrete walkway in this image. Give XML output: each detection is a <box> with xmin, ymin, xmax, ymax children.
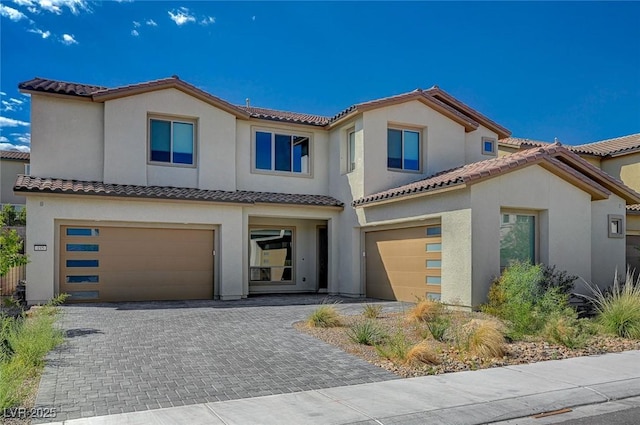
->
<box><xmin>42</xmin><ymin>350</ymin><xmax>640</xmax><ymax>425</ymax></box>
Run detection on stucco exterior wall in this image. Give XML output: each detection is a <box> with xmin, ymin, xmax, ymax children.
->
<box><xmin>465</xmin><ymin>125</ymin><xmax>499</xmax><ymax>164</ymax></box>
<box><xmin>30</xmin><ymin>95</ymin><xmax>104</xmax><ymax>181</ymax></box>
<box><xmin>1</xmin><ymin>159</ymin><xmax>27</xmax><ymax>205</ymax></box>
<box><xmin>601</xmin><ymin>153</ymin><xmax>640</xmax><ymax>193</ymax></box>
<box><xmin>589</xmin><ymin>195</ymin><xmax>627</xmax><ymax>290</ymax></box>
<box><xmin>470</xmin><ymin>165</ymin><xmax>593</xmax><ymax>306</ymax></box>
<box><xmin>103</xmin><ymin>88</ymin><xmax>237</xmax><ymax>191</ymax></box>
<box><xmin>235</xmin><ymin>120</ymin><xmax>330</xmax><ymax>195</ymax></box>
<box><xmin>361</xmin><ymin>101</ymin><xmax>467</xmax><ymax>196</ymax></box>
<box><xmin>577</xmin><ymin>155</ymin><xmax>602</xmax><ymax>169</ymax></box>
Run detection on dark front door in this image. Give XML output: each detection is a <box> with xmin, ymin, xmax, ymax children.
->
<box><xmin>317</xmin><ymin>226</ymin><xmax>328</xmax><ymax>291</ymax></box>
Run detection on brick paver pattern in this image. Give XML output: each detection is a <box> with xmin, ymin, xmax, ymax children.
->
<box><xmin>34</xmin><ymin>296</ymin><xmax>401</xmax><ymax>422</ymax></box>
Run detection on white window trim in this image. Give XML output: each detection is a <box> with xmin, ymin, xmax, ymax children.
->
<box><xmin>387</xmin><ymin>126</ymin><xmax>422</xmax><ymax>173</ymax></box>
<box><xmin>147</xmin><ymin>114</ymin><xmax>198</xmax><ymax>168</ymax></box>
<box><xmin>482</xmin><ymin>137</ymin><xmax>497</xmax><ymax>156</ymax></box>
<box><xmin>251</xmin><ymin>126</ymin><xmax>314</xmax><ymax>178</ymax></box>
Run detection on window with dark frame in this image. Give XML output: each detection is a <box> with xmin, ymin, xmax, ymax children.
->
<box><xmin>388</xmin><ymin>128</ymin><xmax>420</xmax><ymax>171</ymax></box>
<box><xmin>255</xmin><ymin>130</ymin><xmax>310</xmax><ymax>174</ymax></box>
<box><xmin>149</xmin><ymin>117</ymin><xmax>195</xmax><ymax>165</ymax></box>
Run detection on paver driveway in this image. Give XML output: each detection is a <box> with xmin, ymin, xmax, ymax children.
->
<box><xmin>34</xmin><ymin>296</ymin><xmax>401</xmax><ymax>422</ymax></box>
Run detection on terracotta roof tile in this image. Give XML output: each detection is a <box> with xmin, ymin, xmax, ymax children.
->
<box><xmin>0</xmin><ymin>150</ymin><xmax>30</xmax><ymax>160</ymax></box>
<box><xmin>238</xmin><ymin>105</ymin><xmax>329</xmax><ymax>126</ymax></box>
<box><xmin>498</xmin><ymin>137</ymin><xmax>552</xmax><ymax>148</ymax></box>
<box><xmin>352</xmin><ymin>143</ymin><xmax>637</xmax><ymax>206</ymax></box>
<box><xmin>574</xmin><ymin>133</ymin><xmax>640</xmax><ymax>156</ymax></box>
<box><xmin>627</xmin><ymin>204</ymin><xmax>640</xmax><ymax>213</ymax></box>
<box><xmin>18</xmin><ymin>77</ymin><xmax>105</xmax><ymax>96</ymax></box>
<box><xmin>13</xmin><ymin>175</ymin><xmax>343</xmax><ymax>208</ymax></box>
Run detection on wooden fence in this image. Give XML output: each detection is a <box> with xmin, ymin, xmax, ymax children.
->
<box><xmin>1</xmin><ymin>264</ymin><xmax>26</xmax><ymax>297</ymax></box>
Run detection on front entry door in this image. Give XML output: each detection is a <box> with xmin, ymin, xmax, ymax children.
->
<box><xmin>317</xmin><ymin>226</ymin><xmax>328</xmax><ymax>292</ymax></box>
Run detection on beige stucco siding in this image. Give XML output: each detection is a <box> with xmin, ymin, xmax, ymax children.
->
<box><xmin>577</xmin><ymin>155</ymin><xmax>602</xmax><ymax>169</ymax></box>
<box><xmin>469</xmin><ymin>165</ymin><xmax>593</xmax><ymax>306</ymax></box>
<box><xmin>361</xmin><ymin>101</ymin><xmax>467</xmax><ymax>196</ymax></box>
<box><xmin>103</xmin><ymin>88</ymin><xmax>237</xmax><ymax>191</ymax></box>
<box><xmin>465</xmin><ymin>125</ymin><xmax>499</xmax><ymax>164</ymax></box>
<box><xmin>590</xmin><ymin>196</ymin><xmax>627</xmax><ymax>289</ymax></box>
<box><xmin>601</xmin><ymin>153</ymin><xmax>640</xmax><ymax>193</ymax></box>
<box><xmin>1</xmin><ymin>159</ymin><xmax>27</xmax><ymax>205</ymax></box>
<box><xmin>30</xmin><ymin>95</ymin><xmax>104</xmax><ymax>181</ymax></box>
<box><xmin>235</xmin><ymin>120</ymin><xmax>330</xmax><ymax>195</ymax></box>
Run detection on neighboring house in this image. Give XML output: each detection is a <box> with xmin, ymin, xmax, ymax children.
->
<box><xmin>499</xmin><ymin>134</ymin><xmax>640</xmax><ymax>275</ymax></box>
<box><xmin>1</xmin><ymin>150</ymin><xmax>30</xmax><ymax>208</ymax></box>
<box><xmin>15</xmin><ymin>76</ymin><xmax>640</xmax><ymax>307</ymax></box>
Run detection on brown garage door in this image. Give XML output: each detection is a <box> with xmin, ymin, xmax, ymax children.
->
<box><xmin>365</xmin><ymin>225</ymin><xmax>441</xmax><ymax>302</ymax></box>
<box><xmin>60</xmin><ymin>225</ymin><xmax>214</xmax><ymax>302</ymax></box>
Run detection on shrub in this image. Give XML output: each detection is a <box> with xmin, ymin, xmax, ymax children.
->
<box><xmin>306</xmin><ymin>305</ymin><xmax>342</xmax><ymax>328</ymax></box>
<box><xmin>362</xmin><ymin>304</ymin><xmax>383</xmax><ymax>319</ymax></box>
<box><xmin>7</xmin><ymin>313</ymin><xmax>63</xmax><ymax>368</ymax></box>
<box><xmin>464</xmin><ymin>320</ymin><xmax>505</xmax><ymax>358</ymax></box>
<box><xmin>348</xmin><ymin>320</ymin><xmax>388</xmax><ymax>345</ymax></box>
<box><xmin>408</xmin><ymin>299</ymin><xmax>444</xmax><ymax>322</ymax></box>
<box><xmin>585</xmin><ymin>271</ymin><xmax>640</xmax><ymax>339</ymax></box>
<box><xmin>541</xmin><ymin>312</ymin><xmax>591</xmax><ymax>349</ymax></box>
<box><xmin>540</xmin><ymin>264</ymin><xmax>578</xmax><ymax>295</ymax></box>
<box><xmin>406</xmin><ymin>340</ymin><xmax>440</xmax><ymax>366</ymax></box>
<box><xmin>375</xmin><ymin>331</ymin><xmax>411</xmax><ymax>362</ymax></box>
<box><xmin>425</xmin><ymin>316</ymin><xmax>450</xmax><ymax>342</ymax></box>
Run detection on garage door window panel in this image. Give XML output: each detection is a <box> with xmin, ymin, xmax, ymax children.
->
<box><xmin>250</xmin><ymin>228</ymin><xmax>294</xmax><ymax>283</ymax></box>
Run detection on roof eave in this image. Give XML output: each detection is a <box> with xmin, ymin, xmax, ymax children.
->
<box><xmin>19</xmin><ymin>88</ymin><xmax>95</xmax><ymax>101</ymax></box>
<box><xmin>354</xmin><ymin>183</ymin><xmax>466</xmax><ymax>208</ymax></box>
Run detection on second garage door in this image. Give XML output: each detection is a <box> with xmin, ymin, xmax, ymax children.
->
<box><xmin>365</xmin><ymin>224</ymin><xmax>442</xmax><ymax>302</ymax></box>
<box><xmin>60</xmin><ymin>225</ymin><xmax>214</xmax><ymax>302</ymax></box>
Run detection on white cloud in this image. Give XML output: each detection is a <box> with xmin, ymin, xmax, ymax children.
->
<box><xmin>200</xmin><ymin>16</ymin><xmax>215</xmax><ymax>25</ymax></box>
<box><xmin>0</xmin><ymin>4</ymin><xmax>28</xmax><ymax>21</ymax></box>
<box><xmin>131</xmin><ymin>29</ymin><xmax>139</xmax><ymax>36</ymax></box>
<box><xmin>61</xmin><ymin>33</ymin><xmax>78</xmax><ymax>45</ymax></box>
<box><xmin>1</xmin><ymin>99</ymin><xmax>25</xmax><ymax>112</ymax></box>
<box><xmin>0</xmin><ymin>136</ymin><xmax>8</xmax><ymax>143</ymax></box>
<box><xmin>0</xmin><ymin>142</ymin><xmax>30</xmax><ymax>152</ymax></box>
<box><xmin>146</xmin><ymin>19</ymin><xmax>157</xmax><ymax>26</ymax></box>
<box><xmin>28</xmin><ymin>27</ymin><xmax>51</xmax><ymax>38</ymax></box>
<box><xmin>252</xmin><ymin>15</ymin><xmax>256</xmax><ymax>21</ymax></box>
<box><xmin>0</xmin><ymin>116</ymin><xmax>30</xmax><ymax>127</ymax></box>
<box><xmin>133</xmin><ymin>20</ymin><xmax>140</xmax><ymax>27</ymax></box>
<box><xmin>36</xmin><ymin>0</ymin><xmax>89</xmax><ymax>15</ymax></box>
<box><xmin>0</xmin><ymin>92</ymin><xmax>6</xmax><ymax>96</ymax></box>
<box><xmin>168</xmin><ymin>7</ymin><xmax>194</xmax><ymax>26</ymax></box>
<box><xmin>12</xmin><ymin>0</ymin><xmax>34</xmax><ymax>6</ymax></box>
<box><xmin>11</xmin><ymin>132</ymin><xmax>31</xmax><ymax>144</ymax></box>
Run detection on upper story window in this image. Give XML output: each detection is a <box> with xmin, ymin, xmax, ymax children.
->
<box><xmin>149</xmin><ymin>116</ymin><xmax>196</xmax><ymax>166</ymax></box>
<box><xmin>482</xmin><ymin>137</ymin><xmax>496</xmax><ymax>156</ymax></box>
<box><xmin>24</xmin><ymin>164</ymin><xmax>30</xmax><ymax>175</ymax></box>
<box><xmin>254</xmin><ymin>129</ymin><xmax>310</xmax><ymax>175</ymax></box>
<box><xmin>388</xmin><ymin>128</ymin><xmax>420</xmax><ymax>171</ymax></box>
<box><xmin>347</xmin><ymin>129</ymin><xmax>356</xmax><ymax>173</ymax></box>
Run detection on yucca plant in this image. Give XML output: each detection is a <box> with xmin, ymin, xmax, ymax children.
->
<box><xmin>348</xmin><ymin>320</ymin><xmax>387</xmax><ymax>345</ymax></box>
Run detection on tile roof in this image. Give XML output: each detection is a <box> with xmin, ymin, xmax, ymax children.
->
<box><xmin>498</xmin><ymin>137</ymin><xmax>552</xmax><ymax>148</ymax></box>
<box><xmin>627</xmin><ymin>204</ymin><xmax>640</xmax><ymax>214</ymax></box>
<box><xmin>18</xmin><ymin>77</ymin><xmax>105</xmax><ymax>97</ymax></box>
<box><xmin>0</xmin><ymin>150</ymin><xmax>30</xmax><ymax>161</ymax></box>
<box><xmin>353</xmin><ymin>143</ymin><xmax>640</xmax><ymax>206</ymax></box>
<box><xmin>573</xmin><ymin>133</ymin><xmax>640</xmax><ymax>156</ymax></box>
<box><xmin>13</xmin><ymin>175</ymin><xmax>343</xmax><ymax>208</ymax></box>
<box><xmin>18</xmin><ymin>76</ymin><xmax>509</xmax><ymax>136</ymax></box>
<box><xmin>238</xmin><ymin>106</ymin><xmax>329</xmax><ymax>127</ymax></box>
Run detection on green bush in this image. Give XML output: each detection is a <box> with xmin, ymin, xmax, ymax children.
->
<box><xmin>362</xmin><ymin>304</ymin><xmax>383</xmax><ymax>319</ymax></box>
<box><xmin>481</xmin><ymin>262</ymin><xmax>573</xmax><ymax>340</ymax></box>
<box><xmin>586</xmin><ymin>272</ymin><xmax>640</xmax><ymax>339</ymax></box>
<box><xmin>425</xmin><ymin>316</ymin><xmax>450</xmax><ymax>342</ymax></box>
<box><xmin>375</xmin><ymin>331</ymin><xmax>411</xmax><ymax>362</ymax></box>
<box><xmin>306</xmin><ymin>305</ymin><xmax>342</xmax><ymax>328</ymax></box>
<box><xmin>541</xmin><ymin>312</ymin><xmax>591</xmax><ymax>349</ymax></box>
<box><xmin>348</xmin><ymin>320</ymin><xmax>388</xmax><ymax>345</ymax></box>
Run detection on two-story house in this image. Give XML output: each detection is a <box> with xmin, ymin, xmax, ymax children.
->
<box><xmin>15</xmin><ymin>76</ymin><xmax>640</xmax><ymax>307</ymax></box>
<box><xmin>500</xmin><ymin>133</ymin><xmax>640</xmax><ymax>275</ymax></box>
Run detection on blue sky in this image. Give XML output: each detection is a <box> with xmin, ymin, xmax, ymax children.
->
<box><xmin>1</xmin><ymin>1</ymin><xmax>639</xmax><ymax>152</ymax></box>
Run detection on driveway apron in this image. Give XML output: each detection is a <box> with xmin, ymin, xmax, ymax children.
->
<box><xmin>33</xmin><ymin>296</ymin><xmax>400</xmax><ymax>422</ymax></box>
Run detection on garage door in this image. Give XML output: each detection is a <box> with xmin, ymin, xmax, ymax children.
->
<box><xmin>365</xmin><ymin>224</ymin><xmax>441</xmax><ymax>302</ymax></box>
<box><xmin>60</xmin><ymin>226</ymin><xmax>214</xmax><ymax>302</ymax></box>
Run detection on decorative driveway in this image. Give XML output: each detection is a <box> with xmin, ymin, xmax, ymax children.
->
<box><xmin>34</xmin><ymin>296</ymin><xmax>401</xmax><ymax>422</ymax></box>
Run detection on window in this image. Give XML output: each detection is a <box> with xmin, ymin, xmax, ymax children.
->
<box><xmin>24</xmin><ymin>164</ymin><xmax>30</xmax><ymax>175</ymax></box>
<box><xmin>255</xmin><ymin>130</ymin><xmax>310</xmax><ymax>175</ymax></box>
<box><xmin>482</xmin><ymin>137</ymin><xmax>496</xmax><ymax>155</ymax></box>
<box><xmin>149</xmin><ymin>117</ymin><xmax>196</xmax><ymax>166</ymax></box>
<box><xmin>250</xmin><ymin>228</ymin><xmax>294</xmax><ymax>282</ymax></box>
<box><xmin>66</xmin><ymin>228</ymin><xmax>99</xmax><ymax>237</ymax></box>
<box><xmin>347</xmin><ymin>129</ymin><xmax>356</xmax><ymax>172</ymax></box>
<box><xmin>500</xmin><ymin>213</ymin><xmax>536</xmax><ymax>268</ymax></box>
<box><xmin>608</xmin><ymin>215</ymin><xmax>624</xmax><ymax>238</ymax></box>
<box><xmin>388</xmin><ymin>128</ymin><xmax>420</xmax><ymax>171</ymax></box>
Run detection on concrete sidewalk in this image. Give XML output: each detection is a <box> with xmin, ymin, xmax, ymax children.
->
<box><xmin>43</xmin><ymin>350</ymin><xmax>640</xmax><ymax>425</ymax></box>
